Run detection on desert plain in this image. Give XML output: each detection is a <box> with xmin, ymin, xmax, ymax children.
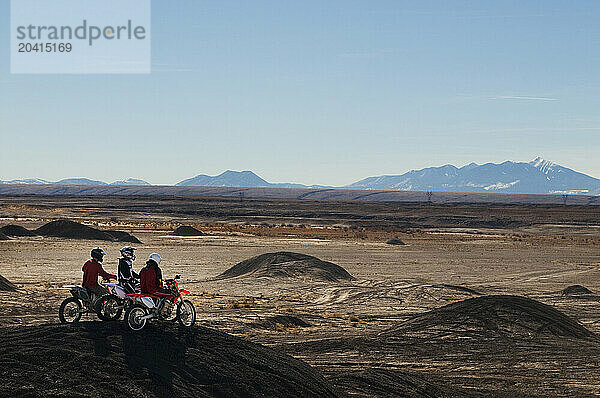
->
<box><xmin>1</xmin><ymin>194</ymin><xmax>600</xmax><ymax>397</ymax></box>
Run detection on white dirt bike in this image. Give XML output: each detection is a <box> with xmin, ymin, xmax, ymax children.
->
<box><xmin>58</xmin><ymin>284</ymin><xmax>109</xmax><ymax>323</ymax></box>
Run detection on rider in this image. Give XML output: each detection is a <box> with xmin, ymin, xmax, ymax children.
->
<box><xmin>82</xmin><ymin>248</ymin><xmax>116</xmax><ymax>300</ymax></box>
<box><xmin>117</xmin><ymin>246</ymin><xmax>139</xmax><ymax>294</ymax></box>
<box><xmin>140</xmin><ymin>253</ymin><xmax>174</xmax><ymax>312</ymax></box>
<box><xmin>139</xmin><ymin>253</ymin><xmax>169</xmax><ymax>295</ymax></box>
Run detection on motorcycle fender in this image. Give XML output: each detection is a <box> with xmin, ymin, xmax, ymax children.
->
<box><xmin>180</xmin><ymin>289</ymin><xmax>190</xmax><ymax>294</ymax></box>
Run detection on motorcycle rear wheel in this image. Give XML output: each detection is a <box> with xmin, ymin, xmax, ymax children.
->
<box><xmin>125</xmin><ymin>304</ymin><xmax>148</xmax><ymax>331</ymax></box>
<box><xmin>177</xmin><ymin>300</ymin><xmax>196</xmax><ymax>328</ymax></box>
<box><xmin>59</xmin><ymin>297</ymin><xmax>82</xmax><ymax>324</ymax></box>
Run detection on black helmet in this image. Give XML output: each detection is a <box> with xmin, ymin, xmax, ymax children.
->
<box><xmin>91</xmin><ymin>247</ymin><xmax>106</xmax><ymax>262</ymax></box>
<box><xmin>120</xmin><ymin>246</ymin><xmax>136</xmax><ymax>261</ymax></box>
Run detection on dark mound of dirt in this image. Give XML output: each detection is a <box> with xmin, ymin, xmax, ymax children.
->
<box><xmin>35</xmin><ymin>220</ymin><xmax>141</xmax><ymax>243</ymax></box>
<box><xmin>0</xmin><ymin>224</ymin><xmax>36</xmax><ymax>237</ymax></box>
<box><xmin>216</xmin><ymin>252</ymin><xmax>354</xmax><ymax>282</ymax></box>
<box><xmin>386</xmin><ymin>238</ymin><xmax>405</xmax><ymax>245</ymax></box>
<box><xmin>388</xmin><ymin>295</ymin><xmax>595</xmax><ymax>340</ymax></box>
<box><xmin>105</xmin><ymin>230</ymin><xmax>143</xmax><ymax>244</ymax></box>
<box><xmin>0</xmin><ymin>231</ymin><xmax>9</xmax><ymax>241</ymax></box>
<box><xmin>36</xmin><ymin>220</ymin><xmax>114</xmax><ymax>240</ymax></box>
<box><xmin>329</xmin><ymin>368</ymin><xmax>471</xmax><ymax>398</ymax></box>
<box><xmin>0</xmin><ymin>274</ymin><xmax>17</xmax><ymax>291</ymax></box>
<box><xmin>173</xmin><ymin>225</ymin><xmax>205</xmax><ymax>236</ymax></box>
<box><xmin>562</xmin><ymin>285</ymin><xmax>593</xmax><ymax>296</ymax></box>
<box><xmin>0</xmin><ymin>323</ymin><xmax>339</xmax><ymax>398</ymax></box>
<box><xmin>252</xmin><ymin>315</ymin><xmax>311</xmax><ymax>329</ymax></box>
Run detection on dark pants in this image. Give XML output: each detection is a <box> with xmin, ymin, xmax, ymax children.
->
<box><xmin>119</xmin><ymin>279</ymin><xmax>138</xmax><ymax>294</ymax></box>
<box><xmin>86</xmin><ymin>285</ymin><xmax>108</xmax><ymax>302</ymax></box>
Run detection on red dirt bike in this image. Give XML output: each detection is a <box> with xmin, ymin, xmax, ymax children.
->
<box><xmin>123</xmin><ymin>275</ymin><xmax>196</xmax><ymax>331</ymax></box>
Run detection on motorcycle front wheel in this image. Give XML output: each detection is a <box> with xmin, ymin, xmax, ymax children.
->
<box><xmin>96</xmin><ymin>295</ymin><xmax>123</xmax><ymax>321</ymax></box>
<box><xmin>176</xmin><ymin>300</ymin><xmax>196</xmax><ymax>328</ymax></box>
<box><xmin>125</xmin><ymin>304</ymin><xmax>148</xmax><ymax>331</ymax></box>
<box><xmin>59</xmin><ymin>297</ymin><xmax>82</xmax><ymax>324</ymax></box>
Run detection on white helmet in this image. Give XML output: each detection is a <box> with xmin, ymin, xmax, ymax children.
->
<box><xmin>148</xmin><ymin>253</ymin><xmax>161</xmax><ymax>266</ymax></box>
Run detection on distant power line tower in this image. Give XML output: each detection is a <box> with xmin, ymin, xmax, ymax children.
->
<box><xmin>426</xmin><ymin>191</ymin><xmax>433</xmax><ymax>203</ymax></box>
<box><xmin>562</xmin><ymin>194</ymin><xmax>568</xmax><ymax>206</ymax></box>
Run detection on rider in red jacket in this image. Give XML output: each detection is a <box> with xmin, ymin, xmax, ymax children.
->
<box><xmin>140</xmin><ymin>253</ymin><xmax>166</xmax><ymax>294</ymax></box>
<box><xmin>82</xmin><ymin>248</ymin><xmax>116</xmax><ymax>298</ymax></box>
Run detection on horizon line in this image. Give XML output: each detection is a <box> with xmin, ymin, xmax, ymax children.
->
<box><xmin>2</xmin><ymin>156</ymin><xmax>599</xmax><ymax>186</ymax></box>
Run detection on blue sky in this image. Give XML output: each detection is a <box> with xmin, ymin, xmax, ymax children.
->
<box><xmin>1</xmin><ymin>0</ymin><xmax>599</xmax><ymax>185</ymax></box>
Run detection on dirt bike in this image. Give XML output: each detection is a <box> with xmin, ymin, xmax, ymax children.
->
<box><xmin>58</xmin><ymin>284</ymin><xmax>110</xmax><ymax>323</ymax></box>
<box><xmin>124</xmin><ymin>275</ymin><xmax>196</xmax><ymax>331</ymax></box>
<box><xmin>94</xmin><ymin>280</ymin><xmax>139</xmax><ymax>321</ymax></box>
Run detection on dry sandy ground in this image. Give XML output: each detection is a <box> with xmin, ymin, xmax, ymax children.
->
<box><xmin>1</xmin><ymin>197</ymin><xmax>600</xmax><ymax>396</ymax></box>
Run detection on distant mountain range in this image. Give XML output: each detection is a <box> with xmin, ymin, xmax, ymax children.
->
<box><xmin>346</xmin><ymin>158</ymin><xmax>600</xmax><ymax>195</ymax></box>
<box><xmin>0</xmin><ymin>177</ymin><xmax>151</xmax><ymax>186</ymax></box>
<box><xmin>176</xmin><ymin>170</ymin><xmax>317</xmax><ymax>189</ymax></box>
<box><xmin>109</xmin><ymin>178</ymin><xmax>151</xmax><ymax>186</ymax></box>
<box><xmin>176</xmin><ymin>170</ymin><xmax>271</xmax><ymax>188</ymax></box>
<box><xmin>2</xmin><ymin>158</ymin><xmax>599</xmax><ymax>195</ymax></box>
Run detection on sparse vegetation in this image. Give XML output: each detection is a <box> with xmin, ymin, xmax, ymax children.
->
<box><xmin>225</xmin><ymin>296</ymin><xmax>256</xmax><ymax>309</ymax></box>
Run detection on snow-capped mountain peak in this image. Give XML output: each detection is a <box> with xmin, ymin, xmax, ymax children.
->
<box><xmin>110</xmin><ymin>178</ymin><xmax>151</xmax><ymax>186</ymax></box>
<box><xmin>530</xmin><ymin>157</ymin><xmax>556</xmax><ymax>174</ymax></box>
<box><xmin>346</xmin><ymin>159</ymin><xmax>600</xmax><ymax>195</ymax></box>
<box><xmin>0</xmin><ymin>178</ymin><xmax>50</xmax><ymax>185</ymax></box>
